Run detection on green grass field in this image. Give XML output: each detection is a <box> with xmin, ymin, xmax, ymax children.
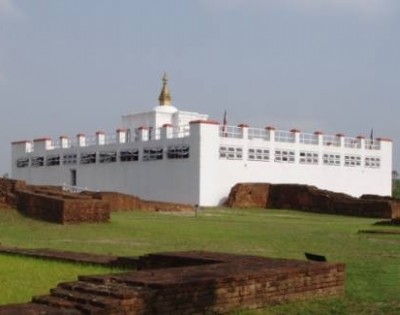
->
<box><xmin>0</xmin><ymin>208</ymin><xmax>399</xmax><ymax>314</ymax></box>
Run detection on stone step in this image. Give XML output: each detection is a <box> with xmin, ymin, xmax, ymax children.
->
<box><xmin>58</xmin><ymin>280</ymin><xmax>142</xmax><ymax>299</ymax></box>
<box><xmin>32</xmin><ymin>294</ymin><xmax>80</xmax><ymax>309</ymax></box>
<box><xmin>33</xmin><ymin>292</ymin><xmax>107</xmax><ymax>315</ymax></box>
<box><xmin>50</xmin><ymin>287</ymin><xmax>119</xmax><ymax>308</ymax></box>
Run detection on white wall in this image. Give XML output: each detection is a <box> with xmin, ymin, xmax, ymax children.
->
<box><xmin>197</xmin><ymin>126</ymin><xmax>392</xmax><ymax>206</ymax></box>
<box><xmin>11</xmin><ymin>123</ymin><xmax>392</xmax><ymax>207</ymax></box>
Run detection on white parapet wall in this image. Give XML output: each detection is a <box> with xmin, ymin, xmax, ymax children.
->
<box><xmin>197</xmin><ymin>124</ymin><xmax>392</xmax><ymax>206</ymax></box>
<box><xmin>11</xmin><ymin>122</ymin><xmax>392</xmax><ymax>207</ymax></box>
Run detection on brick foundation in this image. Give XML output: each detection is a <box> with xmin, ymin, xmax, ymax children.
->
<box><xmin>0</xmin><ymin>251</ymin><xmax>345</xmax><ymax>315</ymax></box>
<box><xmin>0</xmin><ymin>178</ymin><xmax>194</xmax><ymax>224</ymax></box>
<box><xmin>17</xmin><ymin>190</ymin><xmax>110</xmax><ymax>224</ymax></box>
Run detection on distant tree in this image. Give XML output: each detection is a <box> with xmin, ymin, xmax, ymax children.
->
<box><xmin>392</xmin><ymin>170</ymin><xmax>400</xmax><ymax>198</ymax></box>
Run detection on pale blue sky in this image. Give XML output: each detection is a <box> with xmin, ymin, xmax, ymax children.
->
<box><xmin>1</xmin><ymin>0</ymin><xmax>399</xmax><ymax>174</ymax></box>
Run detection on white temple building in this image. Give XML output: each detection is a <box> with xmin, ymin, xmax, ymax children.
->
<box><xmin>11</xmin><ymin>75</ymin><xmax>393</xmax><ymax>206</ymax></box>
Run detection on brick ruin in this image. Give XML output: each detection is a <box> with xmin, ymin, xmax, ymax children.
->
<box><xmin>0</xmin><ymin>178</ymin><xmax>193</xmax><ymax>224</ymax></box>
<box><xmin>0</xmin><ymin>251</ymin><xmax>345</xmax><ymax>315</ymax></box>
<box><xmin>225</xmin><ymin>183</ymin><xmax>400</xmax><ymax>220</ymax></box>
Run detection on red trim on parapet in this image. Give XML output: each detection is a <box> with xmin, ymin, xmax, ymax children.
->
<box><xmin>265</xmin><ymin>126</ymin><xmax>276</xmax><ymax>131</ymax></box>
<box><xmin>290</xmin><ymin>128</ymin><xmax>300</xmax><ymax>133</ymax></box>
<box><xmin>96</xmin><ymin>131</ymin><xmax>105</xmax><ymax>135</ymax></box>
<box><xmin>314</xmin><ymin>131</ymin><xmax>323</xmax><ymax>135</ymax></box>
<box><xmin>189</xmin><ymin>120</ymin><xmax>220</xmax><ymax>125</ymax></box>
<box><xmin>336</xmin><ymin>133</ymin><xmax>345</xmax><ymax>137</ymax></box>
<box><xmin>356</xmin><ymin>135</ymin><xmax>365</xmax><ymax>139</ymax></box>
<box><xmin>59</xmin><ymin>135</ymin><xmax>68</xmax><ymax>139</ymax></box>
<box><xmin>162</xmin><ymin>124</ymin><xmax>173</xmax><ymax>128</ymax></box>
<box><xmin>33</xmin><ymin>137</ymin><xmax>52</xmax><ymax>142</ymax></box>
<box><xmin>238</xmin><ymin>124</ymin><xmax>249</xmax><ymax>128</ymax></box>
<box><xmin>116</xmin><ymin>128</ymin><xmax>127</xmax><ymax>132</ymax></box>
<box><xmin>77</xmin><ymin>133</ymin><xmax>86</xmax><ymax>137</ymax></box>
<box><xmin>377</xmin><ymin>137</ymin><xmax>392</xmax><ymax>142</ymax></box>
<box><xmin>11</xmin><ymin>140</ymin><xmax>31</xmax><ymax>145</ymax></box>
<box><xmin>137</xmin><ymin>126</ymin><xmax>148</xmax><ymax>130</ymax></box>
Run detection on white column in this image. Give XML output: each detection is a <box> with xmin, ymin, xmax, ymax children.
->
<box><xmin>161</xmin><ymin>124</ymin><xmax>173</xmax><ymax>139</ymax></box>
<box><xmin>238</xmin><ymin>124</ymin><xmax>249</xmax><ymax>139</ymax></box>
<box><xmin>60</xmin><ymin>136</ymin><xmax>69</xmax><ymax>148</ymax></box>
<box><xmin>116</xmin><ymin>129</ymin><xmax>127</xmax><ymax>144</ymax></box>
<box><xmin>77</xmin><ymin>133</ymin><xmax>86</xmax><ymax>147</ymax></box>
<box><xmin>137</xmin><ymin>127</ymin><xmax>149</xmax><ymax>142</ymax></box>
<box><xmin>96</xmin><ymin>131</ymin><xmax>106</xmax><ymax>145</ymax></box>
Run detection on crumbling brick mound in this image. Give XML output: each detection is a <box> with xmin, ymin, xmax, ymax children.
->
<box><xmin>224</xmin><ymin>183</ymin><xmax>270</xmax><ymax>208</ymax></box>
<box><xmin>0</xmin><ymin>251</ymin><xmax>346</xmax><ymax>314</ymax></box>
<box><xmin>17</xmin><ymin>190</ymin><xmax>110</xmax><ymax>224</ymax></box>
<box><xmin>268</xmin><ymin>184</ymin><xmax>396</xmax><ymax>218</ymax></box>
<box><xmin>226</xmin><ymin>183</ymin><xmax>399</xmax><ymax>219</ymax></box>
<box><xmin>139</xmin><ymin>199</ymin><xmax>194</xmax><ymax>212</ymax></box>
<box><xmin>84</xmin><ymin>191</ymin><xmax>194</xmax><ymax>212</ymax></box>
<box><xmin>0</xmin><ymin>178</ymin><xmax>27</xmax><ymax>209</ymax></box>
<box><xmin>85</xmin><ymin>191</ymin><xmax>142</xmax><ymax>211</ymax></box>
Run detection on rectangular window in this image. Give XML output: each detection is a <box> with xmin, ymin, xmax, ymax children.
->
<box><xmin>248</xmin><ymin>148</ymin><xmax>270</xmax><ymax>162</ymax></box>
<box><xmin>99</xmin><ymin>151</ymin><xmax>117</xmax><ymax>163</ymax></box>
<box><xmin>299</xmin><ymin>151</ymin><xmax>319</xmax><ymax>165</ymax></box>
<box><xmin>16</xmin><ymin>157</ymin><xmax>29</xmax><ymax>168</ymax></box>
<box><xmin>63</xmin><ymin>154</ymin><xmax>77</xmax><ymax>165</ymax></box>
<box><xmin>365</xmin><ymin>156</ymin><xmax>381</xmax><ymax>168</ymax></box>
<box><xmin>167</xmin><ymin>145</ymin><xmax>190</xmax><ymax>159</ymax></box>
<box><xmin>274</xmin><ymin>149</ymin><xmax>295</xmax><ymax>163</ymax></box>
<box><xmin>143</xmin><ymin>147</ymin><xmax>163</xmax><ymax>161</ymax></box>
<box><xmin>344</xmin><ymin>155</ymin><xmax>361</xmax><ymax>167</ymax></box>
<box><xmin>31</xmin><ymin>156</ymin><xmax>44</xmax><ymax>167</ymax></box>
<box><xmin>322</xmin><ymin>153</ymin><xmax>341</xmax><ymax>166</ymax></box>
<box><xmin>219</xmin><ymin>146</ymin><xmax>243</xmax><ymax>160</ymax></box>
<box><xmin>80</xmin><ymin>152</ymin><xmax>96</xmax><ymax>164</ymax></box>
<box><xmin>46</xmin><ymin>155</ymin><xmax>60</xmax><ymax>166</ymax></box>
<box><xmin>120</xmin><ymin>149</ymin><xmax>139</xmax><ymax>162</ymax></box>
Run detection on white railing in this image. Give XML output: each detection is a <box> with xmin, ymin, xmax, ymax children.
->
<box><xmin>365</xmin><ymin>139</ymin><xmax>380</xmax><ymax>150</ymax></box>
<box><xmin>299</xmin><ymin>133</ymin><xmax>319</xmax><ymax>145</ymax></box>
<box><xmin>172</xmin><ymin>125</ymin><xmax>190</xmax><ymax>138</ymax></box>
<box><xmin>105</xmin><ymin>133</ymin><xmax>117</xmax><ymax>144</ymax></box>
<box><xmin>85</xmin><ymin>135</ymin><xmax>97</xmax><ymax>147</ymax></box>
<box><xmin>344</xmin><ymin>137</ymin><xmax>361</xmax><ymax>149</ymax></box>
<box><xmin>219</xmin><ymin>125</ymin><xmax>242</xmax><ymax>138</ymax></box>
<box><xmin>275</xmin><ymin>130</ymin><xmax>295</xmax><ymax>143</ymax></box>
<box><xmin>323</xmin><ymin>135</ymin><xmax>340</xmax><ymax>147</ymax></box>
<box><xmin>248</xmin><ymin>127</ymin><xmax>270</xmax><ymax>141</ymax></box>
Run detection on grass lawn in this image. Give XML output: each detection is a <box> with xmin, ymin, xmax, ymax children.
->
<box><xmin>0</xmin><ymin>208</ymin><xmax>399</xmax><ymax>314</ymax></box>
<box><xmin>0</xmin><ymin>255</ymin><xmax>122</xmax><ymax>305</ymax></box>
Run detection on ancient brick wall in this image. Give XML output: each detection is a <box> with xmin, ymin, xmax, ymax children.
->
<box><xmin>85</xmin><ymin>191</ymin><xmax>194</xmax><ymax>212</ymax></box>
<box><xmin>17</xmin><ymin>190</ymin><xmax>109</xmax><ymax>224</ymax></box>
<box><xmin>0</xmin><ymin>178</ymin><xmax>27</xmax><ymax>208</ymax></box>
<box><xmin>0</xmin><ymin>178</ymin><xmax>193</xmax><ymax>224</ymax></box>
<box><xmin>226</xmin><ymin>183</ymin><xmax>399</xmax><ymax>219</ymax></box>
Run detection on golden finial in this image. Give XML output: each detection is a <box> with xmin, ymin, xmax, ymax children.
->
<box><xmin>158</xmin><ymin>73</ymin><xmax>172</xmax><ymax>106</ymax></box>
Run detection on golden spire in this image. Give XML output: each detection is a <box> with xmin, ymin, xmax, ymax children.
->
<box><xmin>158</xmin><ymin>73</ymin><xmax>172</xmax><ymax>106</ymax></box>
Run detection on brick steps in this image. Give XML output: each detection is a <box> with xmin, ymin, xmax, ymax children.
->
<box><xmin>58</xmin><ymin>281</ymin><xmax>142</xmax><ymax>300</ymax></box>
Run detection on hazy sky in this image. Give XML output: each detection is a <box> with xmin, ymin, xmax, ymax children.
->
<box><xmin>1</xmin><ymin>0</ymin><xmax>399</xmax><ymax>175</ymax></box>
